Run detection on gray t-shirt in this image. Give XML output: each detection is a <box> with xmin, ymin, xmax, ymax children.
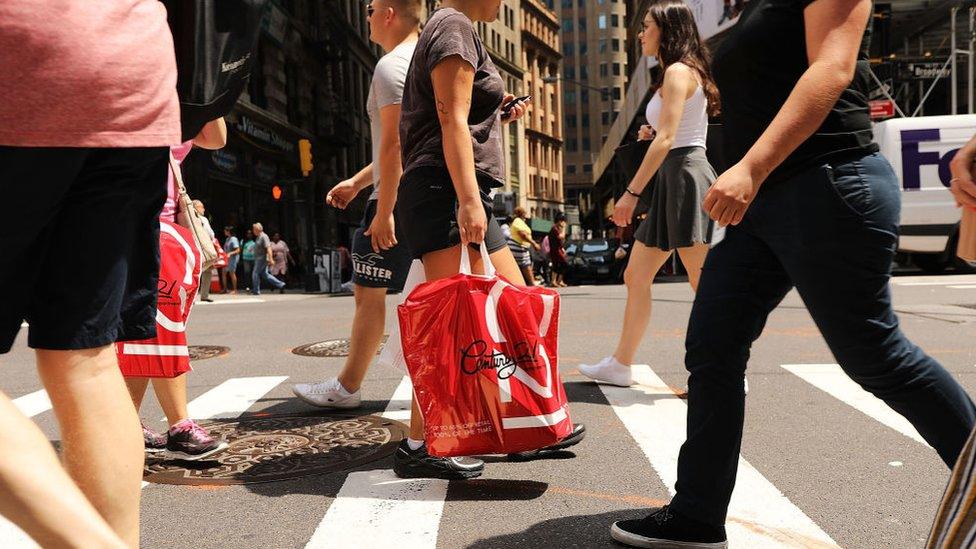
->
<box><xmin>253</xmin><ymin>232</ymin><xmax>271</xmax><ymax>260</ymax></box>
<box><xmin>399</xmin><ymin>8</ymin><xmax>506</xmax><ymax>187</ymax></box>
<box><xmin>367</xmin><ymin>41</ymin><xmax>415</xmax><ymax>201</ymax></box>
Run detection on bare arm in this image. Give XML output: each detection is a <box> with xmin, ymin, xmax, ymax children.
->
<box><xmin>193</xmin><ymin>118</ymin><xmax>228</xmax><ymax>150</ymax></box>
<box><xmin>704</xmin><ymin>0</ymin><xmax>872</xmax><ymax>226</ymax></box>
<box><xmin>431</xmin><ymin>55</ymin><xmax>485</xmax><ymax>244</ymax></box>
<box><xmin>612</xmin><ymin>64</ymin><xmax>696</xmax><ymax>227</ymax></box>
<box><xmin>363</xmin><ymin>104</ymin><xmax>404</xmax><ymax>252</ymax></box>
<box><xmin>347</xmin><ymin>163</ymin><xmax>376</xmax><ymax>192</ymax></box>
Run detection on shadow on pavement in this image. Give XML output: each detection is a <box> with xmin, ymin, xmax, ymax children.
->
<box><xmin>465</xmin><ymin>509</ymin><xmax>646</xmax><ymax>549</ymax></box>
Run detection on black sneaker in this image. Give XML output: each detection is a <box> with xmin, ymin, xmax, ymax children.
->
<box><xmin>392</xmin><ymin>440</ymin><xmax>484</xmax><ymax>480</ymax></box>
<box><xmin>508</xmin><ymin>423</ymin><xmax>586</xmax><ymax>461</ymax></box>
<box><xmin>610</xmin><ymin>506</ymin><xmax>728</xmax><ymax>548</ymax></box>
<box><xmin>165</xmin><ymin>419</ymin><xmax>228</xmax><ymax>461</ymax></box>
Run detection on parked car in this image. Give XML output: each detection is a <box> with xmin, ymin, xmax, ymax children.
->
<box><xmin>565</xmin><ymin>239</ymin><xmax>625</xmax><ymax>284</ymax></box>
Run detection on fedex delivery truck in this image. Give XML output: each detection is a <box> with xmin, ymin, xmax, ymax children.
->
<box><xmin>873</xmin><ymin>114</ymin><xmax>976</xmax><ymax>272</ymax></box>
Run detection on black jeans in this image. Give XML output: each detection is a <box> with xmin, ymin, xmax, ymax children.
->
<box><xmin>669</xmin><ymin>152</ymin><xmax>976</xmax><ymax>525</ymax></box>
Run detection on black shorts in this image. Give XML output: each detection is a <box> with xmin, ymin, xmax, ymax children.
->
<box><xmin>352</xmin><ymin>200</ymin><xmax>412</xmax><ymax>290</ymax></box>
<box><xmin>396</xmin><ymin>166</ymin><xmax>507</xmax><ymax>260</ymax></box>
<box><xmin>0</xmin><ymin>147</ymin><xmax>169</xmax><ymax>353</ymax></box>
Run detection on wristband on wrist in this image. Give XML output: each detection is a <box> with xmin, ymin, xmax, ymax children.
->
<box><xmin>625</xmin><ymin>187</ymin><xmax>641</xmax><ymax>198</ymax></box>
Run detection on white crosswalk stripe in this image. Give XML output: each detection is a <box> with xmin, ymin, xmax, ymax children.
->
<box><xmin>307</xmin><ymin>376</ymin><xmax>448</xmax><ymax>549</ymax></box>
<box><xmin>781</xmin><ymin>363</ymin><xmax>928</xmax><ymax>446</ymax></box>
<box><xmin>179</xmin><ymin>376</ymin><xmax>288</xmax><ymax>421</ymax></box>
<box><xmin>599</xmin><ymin>364</ymin><xmax>839</xmax><ymax>548</ymax></box>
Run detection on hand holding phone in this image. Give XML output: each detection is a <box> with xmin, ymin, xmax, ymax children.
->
<box><xmin>501</xmin><ymin>95</ymin><xmax>531</xmax><ymax>119</ymax></box>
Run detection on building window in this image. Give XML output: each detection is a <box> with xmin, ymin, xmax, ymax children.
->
<box><xmin>562</xmin><ymin>0</ymin><xmax>572</xmax><ymax>6</ymax></box>
<box><xmin>613</xmin><ymin>87</ymin><xmax>622</xmax><ymax>100</ymax></box>
<box><xmin>578</xmin><ymin>17</ymin><xmax>586</xmax><ymax>31</ymax></box>
<box><xmin>598</xmin><ymin>14</ymin><xmax>607</xmax><ymax>29</ymax></box>
<box><xmin>579</xmin><ymin>65</ymin><xmax>588</xmax><ymax>79</ymax></box>
<box><xmin>567</xmin><ymin>115</ymin><xmax>577</xmax><ymax>128</ymax></box>
<box><xmin>582</xmin><ymin>137</ymin><xmax>590</xmax><ymax>150</ymax></box>
<box><xmin>566</xmin><ymin>66</ymin><xmax>575</xmax><ymax>79</ymax></box>
<box><xmin>563</xmin><ymin>43</ymin><xmax>574</xmax><ymax>56</ymax></box>
<box><xmin>613</xmin><ymin>63</ymin><xmax>621</xmax><ymax>76</ymax></box>
<box><xmin>561</xmin><ymin>18</ymin><xmax>572</xmax><ymax>32</ymax></box>
<box><xmin>611</xmin><ymin>14</ymin><xmax>619</xmax><ymax>27</ymax></box>
<box><xmin>601</xmin><ymin>112</ymin><xmax>609</xmax><ymax>125</ymax></box>
<box><xmin>565</xmin><ymin>91</ymin><xmax>576</xmax><ymax>104</ymax></box>
<box><xmin>583</xmin><ymin>163</ymin><xmax>593</xmax><ymax>173</ymax></box>
<box><xmin>580</xmin><ymin>89</ymin><xmax>589</xmax><ymax>104</ymax></box>
<box><xmin>612</xmin><ymin>39</ymin><xmax>620</xmax><ymax>52</ymax></box>
<box><xmin>567</xmin><ymin>165</ymin><xmax>577</xmax><ymax>174</ymax></box>
<box><xmin>582</xmin><ymin>114</ymin><xmax>589</xmax><ymax>128</ymax></box>
<box><xmin>599</xmin><ymin>63</ymin><xmax>608</xmax><ymax>77</ymax></box>
<box><xmin>579</xmin><ymin>41</ymin><xmax>588</xmax><ymax>55</ymax></box>
<box><xmin>599</xmin><ymin>39</ymin><xmax>607</xmax><ymax>53</ymax></box>
<box><xmin>568</xmin><ymin>139</ymin><xmax>578</xmax><ymax>152</ymax></box>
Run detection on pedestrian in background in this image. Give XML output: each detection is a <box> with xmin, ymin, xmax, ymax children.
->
<box><xmin>269</xmin><ymin>232</ymin><xmax>293</xmax><ymax>283</ymax></box>
<box><xmin>222</xmin><ymin>226</ymin><xmax>241</xmax><ymax>293</ymax></box>
<box><xmin>0</xmin><ymin>1</ymin><xmax>180</xmax><ymax>545</ymax></box>
<box><xmin>509</xmin><ymin>207</ymin><xmax>539</xmax><ymax>286</ymax></box>
<box><xmin>250</xmin><ymin>222</ymin><xmax>285</xmax><ymax>295</ymax></box>
<box><xmin>193</xmin><ymin>199</ymin><xmax>216</xmax><ymax>302</ymax></box>
<box><xmin>609</xmin><ymin>0</ymin><xmax>976</xmax><ymax>546</ymax></box>
<box><xmin>241</xmin><ymin>229</ymin><xmax>256</xmax><ymax>291</ymax></box>
<box><xmin>580</xmin><ymin>1</ymin><xmax>719</xmax><ymax>389</ymax></box>
<box><xmin>117</xmin><ymin>119</ymin><xmax>229</xmax><ymax>461</ymax></box>
<box><xmin>547</xmin><ymin>213</ymin><xmax>569</xmax><ymax>287</ymax></box>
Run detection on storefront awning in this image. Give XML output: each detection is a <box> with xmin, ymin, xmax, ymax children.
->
<box><xmin>530</xmin><ymin>218</ymin><xmax>554</xmax><ymax>233</ymax></box>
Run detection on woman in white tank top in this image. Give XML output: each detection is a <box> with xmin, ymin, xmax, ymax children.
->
<box><xmin>580</xmin><ymin>1</ymin><xmax>722</xmax><ymax>390</ymax></box>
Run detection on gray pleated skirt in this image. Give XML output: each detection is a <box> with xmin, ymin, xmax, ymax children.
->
<box><xmin>634</xmin><ymin>146</ymin><xmax>716</xmax><ymax>251</ymax></box>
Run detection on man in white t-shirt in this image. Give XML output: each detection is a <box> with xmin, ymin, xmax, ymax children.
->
<box><xmin>293</xmin><ymin>1</ymin><xmax>416</xmax><ymax>407</ymax></box>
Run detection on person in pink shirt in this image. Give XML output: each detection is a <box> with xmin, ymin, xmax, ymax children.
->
<box><xmin>0</xmin><ymin>1</ymin><xmax>179</xmax><ymax>546</ymax></box>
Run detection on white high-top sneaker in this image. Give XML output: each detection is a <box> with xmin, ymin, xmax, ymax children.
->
<box><xmin>578</xmin><ymin>356</ymin><xmax>634</xmax><ymax>387</ymax></box>
<box><xmin>292</xmin><ymin>378</ymin><xmax>362</xmax><ymax>409</ymax></box>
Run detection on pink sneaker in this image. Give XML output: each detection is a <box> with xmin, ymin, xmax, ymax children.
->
<box><xmin>165</xmin><ymin>419</ymin><xmax>228</xmax><ymax>460</ymax></box>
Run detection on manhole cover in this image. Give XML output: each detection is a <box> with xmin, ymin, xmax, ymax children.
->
<box><xmin>144</xmin><ymin>413</ymin><xmax>406</xmax><ymax>485</ymax></box>
<box><xmin>292</xmin><ymin>336</ymin><xmax>388</xmax><ymax>357</ymax></box>
<box><xmin>187</xmin><ymin>345</ymin><xmax>230</xmax><ymax>361</ymax></box>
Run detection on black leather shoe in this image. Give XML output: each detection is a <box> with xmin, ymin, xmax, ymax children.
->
<box><xmin>610</xmin><ymin>505</ymin><xmax>728</xmax><ymax>548</ymax></box>
<box><xmin>507</xmin><ymin>423</ymin><xmax>586</xmax><ymax>461</ymax></box>
<box><xmin>392</xmin><ymin>440</ymin><xmax>484</xmax><ymax>480</ymax></box>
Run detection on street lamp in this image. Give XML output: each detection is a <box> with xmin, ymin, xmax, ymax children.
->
<box><xmin>542</xmin><ymin>75</ymin><xmax>609</xmax><ymax>100</ymax></box>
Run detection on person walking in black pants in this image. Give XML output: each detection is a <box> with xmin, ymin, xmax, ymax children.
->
<box><xmin>609</xmin><ymin>0</ymin><xmax>976</xmax><ymax>547</ymax></box>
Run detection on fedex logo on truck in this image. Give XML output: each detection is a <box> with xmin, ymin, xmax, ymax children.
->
<box><xmin>900</xmin><ymin>128</ymin><xmax>959</xmax><ymax>190</ymax></box>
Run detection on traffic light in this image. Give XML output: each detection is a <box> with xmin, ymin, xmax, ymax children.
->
<box><xmin>272</xmin><ymin>185</ymin><xmax>283</xmax><ymax>201</ymax></box>
<box><xmin>298</xmin><ymin>139</ymin><xmax>313</xmax><ymax>176</ymax></box>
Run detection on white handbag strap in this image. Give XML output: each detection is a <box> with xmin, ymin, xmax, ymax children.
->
<box><xmin>459</xmin><ymin>244</ymin><xmax>496</xmax><ymax>278</ymax></box>
<box><xmin>169</xmin><ymin>152</ymin><xmax>189</xmax><ymax>195</ymax></box>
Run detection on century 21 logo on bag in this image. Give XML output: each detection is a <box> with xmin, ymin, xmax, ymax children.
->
<box><xmin>456</xmin><ymin>281</ymin><xmax>559</xmax><ymax>406</ymax></box>
<box><xmin>460</xmin><ymin>339</ymin><xmax>539</xmax><ymax>378</ymax></box>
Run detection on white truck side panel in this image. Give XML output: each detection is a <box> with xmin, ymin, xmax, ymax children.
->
<box><xmin>873</xmin><ymin>115</ymin><xmax>976</xmax><ymax>253</ymax></box>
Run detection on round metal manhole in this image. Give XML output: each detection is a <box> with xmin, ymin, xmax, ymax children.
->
<box><xmin>292</xmin><ymin>336</ymin><xmax>388</xmax><ymax>358</ymax></box>
<box><xmin>187</xmin><ymin>345</ymin><xmax>230</xmax><ymax>361</ymax></box>
<box><xmin>144</xmin><ymin>413</ymin><xmax>406</xmax><ymax>485</ymax></box>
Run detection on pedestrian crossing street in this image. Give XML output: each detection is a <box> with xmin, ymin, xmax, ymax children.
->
<box><xmin>1</xmin><ymin>361</ymin><xmax>951</xmax><ymax>549</ymax></box>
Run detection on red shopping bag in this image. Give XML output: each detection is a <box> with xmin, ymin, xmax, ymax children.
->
<box><xmin>399</xmin><ymin>245</ymin><xmax>573</xmax><ymax>457</ymax></box>
<box><xmin>117</xmin><ymin>220</ymin><xmax>201</xmax><ymax>378</ymax></box>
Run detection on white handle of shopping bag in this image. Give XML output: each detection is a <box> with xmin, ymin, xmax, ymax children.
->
<box><xmin>459</xmin><ymin>244</ymin><xmax>496</xmax><ymax>278</ymax></box>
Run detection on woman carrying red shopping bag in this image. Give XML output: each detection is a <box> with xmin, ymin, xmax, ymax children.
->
<box><xmin>394</xmin><ymin>0</ymin><xmax>583</xmax><ymax>479</ymax></box>
<box><xmin>400</xmin><ymin>245</ymin><xmax>573</xmax><ymax>457</ymax></box>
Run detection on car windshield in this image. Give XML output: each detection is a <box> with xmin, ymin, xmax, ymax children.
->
<box><xmin>581</xmin><ymin>241</ymin><xmax>609</xmax><ymax>253</ymax></box>
<box><xmin>565</xmin><ymin>244</ymin><xmax>577</xmax><ymax>255</ymax></box>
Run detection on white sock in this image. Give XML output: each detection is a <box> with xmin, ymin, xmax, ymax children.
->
<box><xmin>336</xmin><ymin>381</ymin><xmax>354</xmax><ymax>397</ymax></box>
<box><xmin>608</xmin><ymin>356</ymin><xmax>629</xmax><ymax>369</ymax></box>
<box><xmin>406</xmin><ymin>438</ymin><xmax>424</xmax><ymax>451</ymax></box>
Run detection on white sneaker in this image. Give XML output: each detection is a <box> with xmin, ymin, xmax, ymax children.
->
<box><xmin>579</xmin><ymin>356</ymin><xmax>634</xmax><ymax>387</ymax></box>
<box><xmin>292</xmin><ymin>378</ymin><xmax>362</xmax><ymax>409</ymax></box>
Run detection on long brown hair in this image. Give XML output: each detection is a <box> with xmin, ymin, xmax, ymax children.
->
<box><xmin>647</xmin><ymin>0</ymin><xmax>720</xmax><ymax>116</ymax></box>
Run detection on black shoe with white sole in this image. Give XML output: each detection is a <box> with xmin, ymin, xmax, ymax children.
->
<box><xmin>392</xmin><ymin>440</ymin><xmax>484</xmax><ymax>480</ymax></box>
<box><xmin>610</xmin><ymin>506</ymin><xmax>727</xmax><ymax>548</ymax></box>
<box><xmin>507</xmin><ymin>423</ymin><xmax>586</xmax><ymax>461</ymax></box>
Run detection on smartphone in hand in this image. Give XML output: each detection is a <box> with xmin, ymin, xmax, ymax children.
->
<box><xmin>501</xmin><ymin>95</ymin><xmax>531</xmax><ymax>119</ymax></box>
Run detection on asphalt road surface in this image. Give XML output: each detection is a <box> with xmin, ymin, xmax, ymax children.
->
<box><xmin>3</xmin><ymin>273</ymin><xmax>976</xmax><ymax>548</ymax></box>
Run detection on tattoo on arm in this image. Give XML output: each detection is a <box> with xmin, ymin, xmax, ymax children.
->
<box><xmin>437</xmin><ymin>100</ymin><xmax>448</xmax><ymax>116</ymax></box>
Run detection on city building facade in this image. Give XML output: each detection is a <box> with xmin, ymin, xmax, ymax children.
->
<box><xmin>180</xmin><ymin>0</ymin><xmax>379</xmax><ymax>281</ymax></box>
<box><xmin>556</xmin><ymin>0</ymin><xmax>630</xmax><ymax>227</ymax></box>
